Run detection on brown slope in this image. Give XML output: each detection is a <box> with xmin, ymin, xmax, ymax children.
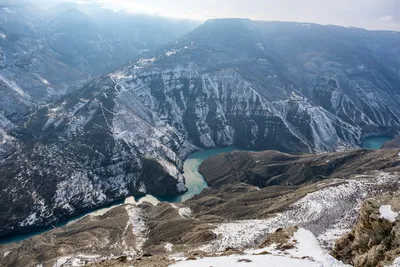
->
<box><xmin>199</xmin><ymin>149</ymin><xmax>400</xmax><ymax>189</ymax></box>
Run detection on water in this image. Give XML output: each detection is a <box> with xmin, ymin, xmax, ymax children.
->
<box><xmin>362</xmin><ymin>136</ymin><xmax>392</xmax><ymax>150</ymax></box>
<box><xmin>0</xmin><ymin>200</ymin><xmax>125</xmax><ymax>245</ymax></box>
<box><xmin>0</xmin><ymin>146</ymin><xmax>239</xmax><ymax>244</ymax></box>
<box><xmin>158</xmin><ymin>146</ymin><xmax>239</xmax><ymax>202</ymax></box>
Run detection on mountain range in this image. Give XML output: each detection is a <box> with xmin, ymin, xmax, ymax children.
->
<box><xmin>1</xmin><ymin>14</ymin><xmax>400</xmax><ymax>239</ymax></box>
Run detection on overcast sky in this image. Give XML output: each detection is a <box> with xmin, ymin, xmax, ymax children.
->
<box><xmin>7</xmin><ymin>0</ymin><xmax>399</xmax><ymax>31</ymax></box>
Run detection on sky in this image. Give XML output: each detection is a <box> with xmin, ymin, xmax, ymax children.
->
<box><xmin>77</xmin><ymin>0</ymin><xmax>400</xmax><ymax>31</ymax></box>
<box><xmin>3</xmin><ymin>0</ymin><xmax>399</xmax><ymax>31</ymax></box>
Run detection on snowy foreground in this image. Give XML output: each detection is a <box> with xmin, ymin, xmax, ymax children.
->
<box><xmin>170</xmin><ymin>228</ymin><xmax>349</xmax><ymax>267</ymax></box>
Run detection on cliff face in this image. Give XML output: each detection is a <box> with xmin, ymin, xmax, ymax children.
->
<box><xmin>0</xmin><ymin>4</ymin><xmax>198</xmax><ymax>136</ymax></box>
<box><xmin>0</xmin><ymin>77</ymin><xmax>197</xmax><ymax>238</ymax></box>
<box><xmin>2</xmin><ymin>19</ymin><xmax>400</xmax><ymax>238</ymax></box>
<box><xmin>333</xmin><ymin>193</ymin><xmax>400</xmax><ymax>267</ymax></box>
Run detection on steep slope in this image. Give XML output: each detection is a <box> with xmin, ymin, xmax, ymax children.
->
<box><xmin>1</xmin><ymin>168</ymin><xmax>399</xmax><ymax>267</ymax></box>
<box><xmin>198</xmin><ymin>149</ymin><xmax>400</xmax><ymax>188</ymax></box>
<box><xmin>0</xmin><ymin>76</ymin><xmax>196</xmax><ymax>238</ymax></box>
<box><xmin>2</xmin><ymin>18</ymin><xmax>400</xmax><ymax>239</ymax></box>
<box><xmin>100</xmin><ymin>19</ymin><xmax>400</xmax><ymax>153</ymax></box>
<box><xmin>0</xmin><ymin>3</ymin><xmax>199</xmax><ymax>130</ymax></box>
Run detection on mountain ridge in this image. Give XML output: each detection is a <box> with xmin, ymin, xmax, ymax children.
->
<box><xmin>1</xmin><ymin>18</ymin><xmax>400</xmax><ymax>239</ymax></box>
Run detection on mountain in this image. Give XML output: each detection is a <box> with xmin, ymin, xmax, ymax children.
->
<box><xmin>0</xmin><ymin>3</ymin><xmax>199</xmax><ymax>172</ymax></box>
<box><xmin>2</xmin><ymin>18</ymin><xmax>400</xmax><ymax>238</ymax></box>
<box><xmin>1</xmin><ymin>150</ymin><xmax>399</xmax><ymax>266</ymax></box>
<box><xmin>0</xmin><ymin>3</ymin><xmax>199</xmax><ymax>134</ymax></box>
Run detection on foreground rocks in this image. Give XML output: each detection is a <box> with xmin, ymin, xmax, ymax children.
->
<box><xmin>1</xmin><ymin>168</ymin><xmax>399</xmax><ymax>267</ymax></box>
<box><xmin>333</xmin><ymin>193</ymin><xmax>400</xmax><ymax>267</ymax></box>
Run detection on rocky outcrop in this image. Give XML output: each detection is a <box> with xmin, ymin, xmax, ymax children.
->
<box><xmin>333</xmin><ymin>193</ymin><xmax>400</xmax><ymax>267</ymax></box>
<box><xmin>199</xmin><ymin>149</ymin><xmax>400</xmax><ymax>189</ymax></box>
<box><xmin>1</xmin><ymin>171</ymin><xmax>399</xmax><ymax>267</ymax></box>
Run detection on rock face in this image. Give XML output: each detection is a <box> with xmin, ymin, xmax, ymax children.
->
<box><xmin>333</xmin><ymin>193</ymin><xmax>400</xmax><ymax>267</ymax></box>
<box><xmin>2</xmin><ymin>18</ymin><xmax>400</xmax><ymax>239</ymax></box>
<box><xmin>0</xmin><ymin>3</ymin><xmax>198</xmax><ymax>131</ymax></box>
<box><xmin>199</xmin><ymin>149</ymin><xmax>400</xmax><ymax>189</ymax></box>
<box><xmin>0</xmin><ymin>77</ymin><xmax>196</xmax><ymax>238</ymax></box>
<box><xmin>112</xmin><ymin>19</ymin><xmax>400</xmax><ymax>153</ymax></box>
<box><xmin>1</xmin><ymin>170</ymin><xmax>399</xmax><ymax>267</ymax></box>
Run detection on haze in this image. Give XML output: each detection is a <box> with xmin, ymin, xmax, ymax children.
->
<box><xmin>66</xmin><ymin>0</ymin><xmax>400</xmax><ymax>31</ymax></box>
<box><xmin>2</xmin><ymin>0</ymin><xmax>399</xmax><ymax>31</ymax></box>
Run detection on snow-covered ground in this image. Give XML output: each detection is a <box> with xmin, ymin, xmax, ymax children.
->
<box><xmin>202</xmin><ymin>172</ymin><xmax>399</xmax><ymax>252</ymax></box>
<box><xmin>170</xmin><ymin>228</ymin><xmax>350</xmax><ymax>267</ymax></box>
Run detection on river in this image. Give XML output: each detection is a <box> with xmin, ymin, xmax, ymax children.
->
<box><xmin>362</xmin><ymin>136</ymin><xmax>392</xmax><ymax>150</ymax></box>
<box><xmin>0</xmin><ymin>146</ymin><xmax>239</xmax><ymax>244</ymax></box>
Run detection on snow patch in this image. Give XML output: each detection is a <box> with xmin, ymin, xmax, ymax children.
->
<box><xmin>35</xmin><ymin>74</ymin><xmax>50</xmax><ymax>86</ymax></box>
<box><xmin>171</xmin><ymin>228</ymin><xmax>349</xmax><ymax>267</ymax></box>
<box><xmin>0</xmin><ymin>74</ymin><xmax>30</xmax><ymax>100</ymax></box>
<box><xmin>379</xmin><ymin>205</ymin><xmax>398</xmax><ymax>223</ymax></box>
<box><xmin>202</xmin><ymin>173</ymin><xmax>398</xmax><ymax>252</ymax></box>
<box><xmin>166</xmin><ymin>50</ymin><xmax>177</xmax><ymax>56</ymax></box>
<box><xmin>165</xmin><ymin>242</ymin><xmax>174</xmax><ymax>252</ymax></box>
<box><xmin>388</xmin><ymin>257</ymin><xmax>400</xmax><ymax>267</ymax></box>
<box><xmin>125</xmin><ymin>205</ymin><xmax>147</xmax><ymax>253</ymax></box>
<box><xmin>178</xmin><ymin>207</ymin><xmax>192</xmax><ymax>219</ymax></box>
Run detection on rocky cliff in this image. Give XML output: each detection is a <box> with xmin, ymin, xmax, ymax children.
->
<box><xmin>333</xmin><ymin>193</ymin><xmax>400</xmax><ymax>267</ymax></box>
<box><xmin>2</xmin><ymin>18</ymin><xmax>400</xmax><ymax>239</ymax></box>
<box><xmin>0</xmin><ymin>3</ymin><xmax>198</xmax><ymax>133</ymax></box>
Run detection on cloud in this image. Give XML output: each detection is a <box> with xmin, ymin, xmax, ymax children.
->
<box><xmin>379</xmin><ymin>15</ymin><xmax>394</xmax><ymax>21</ymax></box>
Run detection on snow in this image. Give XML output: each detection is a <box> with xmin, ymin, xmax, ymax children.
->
<box><xmin>379</xmin><ymin>205</ymin><xmax>398</xmax><ymax>223</ymax></box>
<box><xmin>389</xmin><ymin>257</ymin><xmax>400</xmax><ymax>267</ymax></box>
<box><xmin>170</xmin><ymin>254</ymin><xmax>320</xmax><ymax>267</ymax></box>
<box><xmin>166</xmin><ymin>50</ymin><xmax>177</xmax><ymax>56</ymax></box>
<box><xmin>292</xmin><ymin>228</ymin><xmax>341</xmax><ymax>264</ymax></box>
<box><xmin>170</xmin><ymin>228</ymin><xmax>349</xmax><ymax>267</ymax></box>
<box><xmin>125</xmin><ymin>205</ymin><xmax>147</xmax><ymax>253</ymax></box>
<box><xmin>202</xmin><ymin>173</ymin><xmax>400</xmax><ymax>253</ymax></box>
<box><xmin>178</xmin><ymin>207</ymin><xmax>192</xmax><ymax>219</ymax></box>
<box><xmin>0</xmin><ymin>74</ymin><xmax>30</xmax><ymax>100</ymax></box>
<box><xmin>165</xmin><ymin>242</ymin><xmax>174</xmax><ymax>252</ymax></box>
<box><xmin>53</xmin><ymin>254</ymin><xmax>103</xmax><ymax>267</ymax></box>
<box><xmin>35</xmin><ymin>74</ymin><xmax>50</xmax><ymax>86</ymax></box>
<box><xmin>202</xmin><ymin>179</ymin><xmax>366</xmax><ymax>252</ymax></box>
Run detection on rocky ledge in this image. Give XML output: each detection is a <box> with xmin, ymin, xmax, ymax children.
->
<box><xmin>333</xmin><ymin>193</ymin><xmax>400</xmax><ymax>267</ymax></box>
